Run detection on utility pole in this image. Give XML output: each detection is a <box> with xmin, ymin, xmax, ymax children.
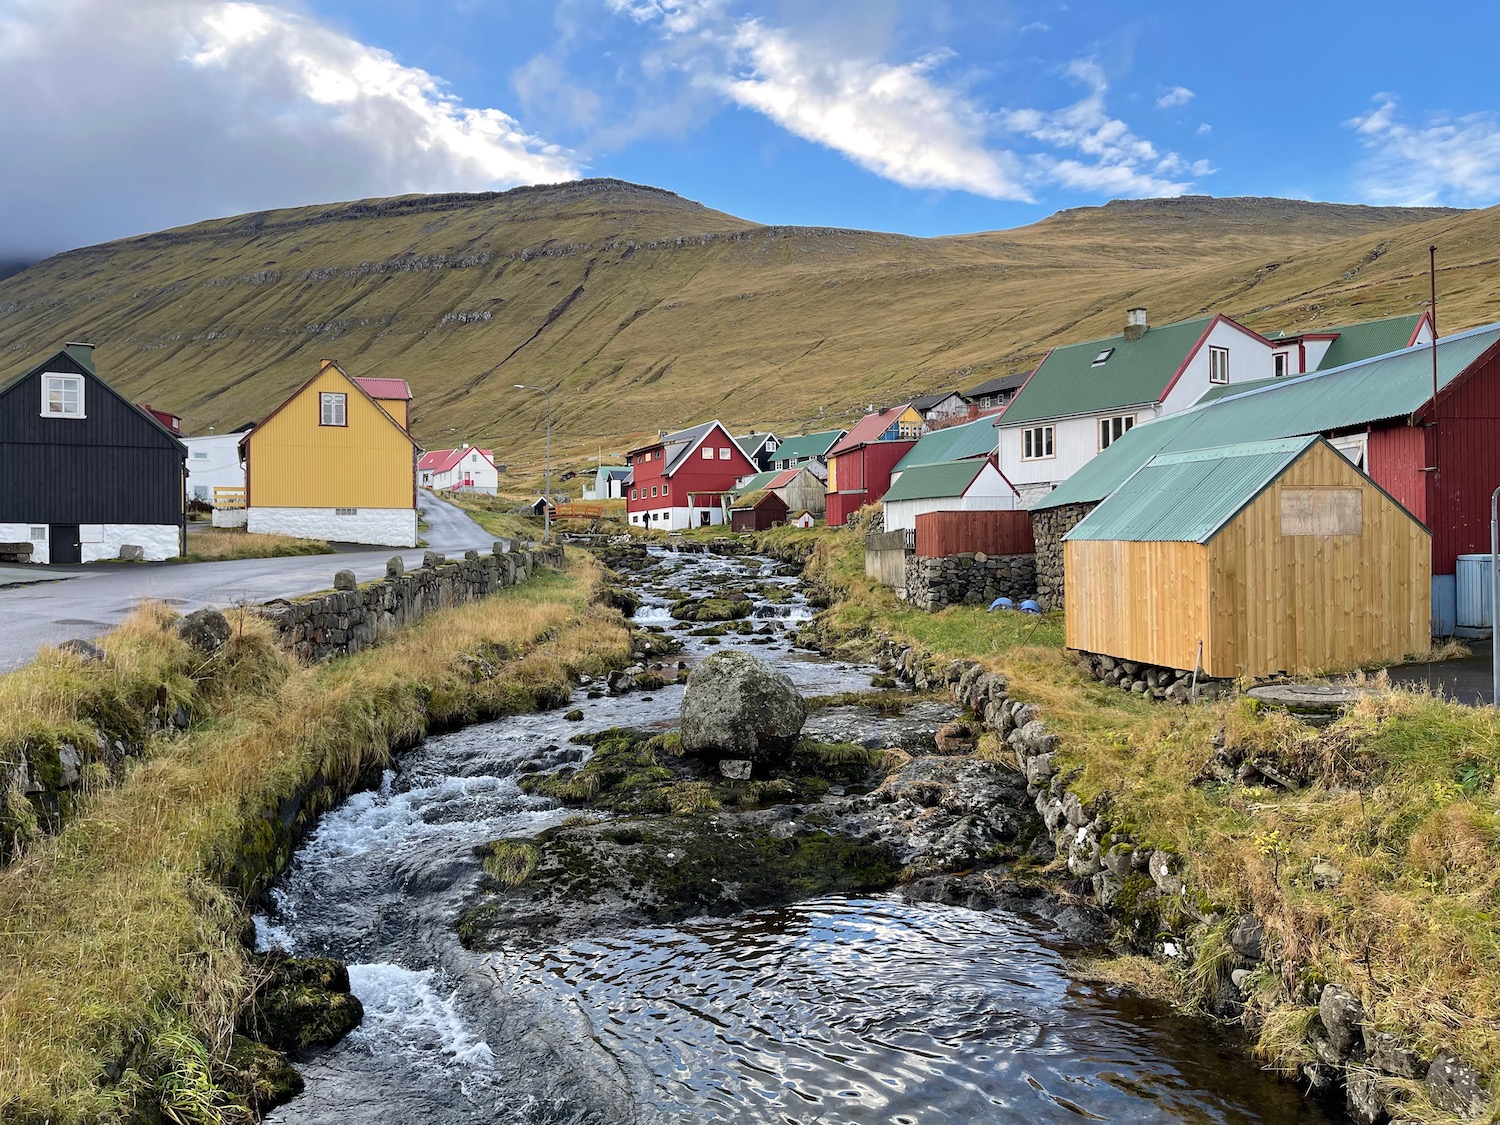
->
<box><xmin>514</xmin><ymin>384</ymin><xmax>553</xmax><ymax>544</ymax></box>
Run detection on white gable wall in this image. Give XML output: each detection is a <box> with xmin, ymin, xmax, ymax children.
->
<box><xmin>1158</xmin><ymin>320</ymin><xmax>1276</xmax><ymax>414</ymax></box>
<box><xmin>183</xmin><ymin>434</ymin><xmax>246</xmax><ymax>503</ymax></box>
<box><xmin>883</xmin><ymin>463</ymin><xmax>1019</xmax><ymax>532</ymax></box>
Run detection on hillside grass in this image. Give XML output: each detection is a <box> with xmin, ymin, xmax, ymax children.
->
<box><xmin>180</xmin><ymin>529</ymin><xmax>334</xmax><ymax>563</ymax></box>
<box><xmin>0</xmin><ymin>182</ymin><xmax>1487</xmax><ymax>477</ymax></box>
<box><xmin>0</xmin><ymin>552</ymin><xmax>629</xmax><ymax>1122</ymax></box>
<box><xmin>799</xmin><ymin>528</ymin><xmax>1500</xmax><ymax>1108</ymax></box>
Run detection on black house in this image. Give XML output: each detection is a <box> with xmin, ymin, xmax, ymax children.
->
<box><xmin>0</xmin><ymin>343</ymin><xmax>186</xmax><ymax>564</ymax></box>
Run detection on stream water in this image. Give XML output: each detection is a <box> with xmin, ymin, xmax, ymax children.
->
<box><xmin>259</xmin><ymin>548</ymin><xmax>1343</xmax><ymax>1124</ymax></box>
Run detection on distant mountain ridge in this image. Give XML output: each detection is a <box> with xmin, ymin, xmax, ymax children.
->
<box><xmin>0</xmin><ymin>180</ymin><xmax>1490</xmax><ymax>474</ymax></box>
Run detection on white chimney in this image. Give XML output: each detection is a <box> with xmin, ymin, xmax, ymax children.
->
<box><xmin>1124</xmin><ymin>307</ymin><xmax>1148</xmax><ymax>342</ymax></box>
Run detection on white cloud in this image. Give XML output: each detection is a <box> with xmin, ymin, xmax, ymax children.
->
<box><xmin>1019</xmin><ymin>20</ymin><xmax>1050</xmax><ymax>33</ymax></box>
<box><xmin>1197</xmin><ymin>122</ymin><xmax>1212</xmax><ymax>136</ymax></box>
<box><xmin>1001</xmin><ymin>60</ymin><xmax>1200</xmax><ymax>197</ymax></box>
<box><xmin>713</xmin><ymin>21</ymin><xmax>1029</xmax><ymax>200</ymax></box>
<box><xmin>0</xmin><ymin>0</ymin><xmax>578</xmax><ymax>253</ymax></box>
<box><xmin>1154</xmin><ymin>85</ymin><xmax>1194</xmax><ymax>109</ymax></box>
<box><xmin>1348</xmin><ymin>96</ymin><xmax>1500</xmax><ymax>205</ymax></box>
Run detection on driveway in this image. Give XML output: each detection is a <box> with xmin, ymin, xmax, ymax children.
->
<box><xmin>1389</xmin><ymin>640</ymin><xmax>1496</xmax><ymax>706</ymax></box>
<box><xmin>0</xmin><ymin>492</ymin><xmax>502</xmax><ymax>671</ymax></box>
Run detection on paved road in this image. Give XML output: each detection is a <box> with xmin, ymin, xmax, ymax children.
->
<box><xmin>1390</xmin><ymin>639</ymin><xmax>1496</xmax><ymax>706</ymax></box>
<box><xmin>0</xmin><ymin>492</ymin><xmax>500</xmax><ymax>671</ymax></box>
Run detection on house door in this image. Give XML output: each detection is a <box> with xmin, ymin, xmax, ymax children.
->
<box><xmin>50</xmin><ymin>525</ymin><xmax>81</xmax><ymax>564</ymax></box>
<box><xmin>699</xmin><ymin>511</ymin><xmax>711</xmax><ymax>527</ymax></box>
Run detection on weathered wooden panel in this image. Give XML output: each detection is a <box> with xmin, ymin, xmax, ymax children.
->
<box><xmin>864</xmin><ymin>529</ymin><xmax>913</xmax><ymax>586</ymax></box>
<box><xmin>915</xmin><ymin>510</ymin><xmax>1035</xmax><ymax>558</ymax></box>
<box><xmin>1279</xmin><ymin>488</ymin><xmax>1362</xmax><ymax>536</ymax></box>
<box><xmin>1064</xmin><ymin>538</ymin><xmax>1211</xmax><ymax>671</ymax></box>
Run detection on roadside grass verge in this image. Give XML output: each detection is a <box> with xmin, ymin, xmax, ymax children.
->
<box><xmin>448</xmin><ymin>494</ymin><xmax>546</xmax><ymax>541</ymax></box>
<box><xmin>0</xmin><ymin>551</ymin><xmax>629</xmax><ymax>1122</ymax></box>
<box><xmin>180</xmin><ymin>529</ymin><xmax>333</xmax><ymax>563</ymax></box>
<box><xmin>797</xmin><ymin>526</ymin><xmax>1500</xmax><ymax>1096</ymax></box>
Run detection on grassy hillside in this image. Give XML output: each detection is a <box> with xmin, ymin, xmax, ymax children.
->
<box><xmin>0</xmin><ymin>179</ymin><xmax>1489</xmax><ymax>477</ymax></box>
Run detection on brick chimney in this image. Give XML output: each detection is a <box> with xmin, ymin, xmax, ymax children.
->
<box><xmin>1124</xmin><ymin>307</ymin><xmax>1148</xmax><ymax>342</ymax></box>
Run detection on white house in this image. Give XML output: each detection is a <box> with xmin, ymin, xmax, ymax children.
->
<box><xmin>583</xmin><ymin>465</ymin><xmax>631</xmax><ymax>500</ymax></box>
<box><xmin>418</xmin><ymin>445</ymin><xmax>500</xmax><ymax>494</ymax></box>
<box><xmin>911</xmin><ymin>391</ymin><xmax>970</xmax><ymax>427</ymax></box>
<box><xmin>183</xmin><ymin>431</ymin><xmax>248</xmax><ymax>503</ymax></box>
<box><xmin>881</xmin><ymin>459</ymin><xmax>1019</xmax><ymax>533</ymax></box>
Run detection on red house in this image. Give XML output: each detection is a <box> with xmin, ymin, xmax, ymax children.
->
<box><xmin>626</xmin><ymin>420</ymin><xmax>757</xmax><ymax>530</ymax></box>
<box><xmin>825</xmin><ymin>404</ymin><xmax>922</xmax><ymax>526</ymax></box>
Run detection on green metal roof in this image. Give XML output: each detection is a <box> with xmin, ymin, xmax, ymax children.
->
<box><xmin>883</xmin><ymin>459</ymin><xmax>989</xmax><ymax>503</ymax></box>
<box><xmin>892</xmin><ymin>416</ymin><xmax>997</xmax><ymax>472</ymax></box>
<box><xmin>1034</xmin><ymin>320</ymin><xmax>1500</xmax><ymax>510</ymax></box>
<box><xmin>728</xmin><ymin>470</ymin><xmax>778</xmax><ymax>499</ymax></box>
<box><xmin>1065</xmin><ymin>436</ymin><xmax>1318</xmax><ymax>543</ymax></box>
<box><xmin>1196</xmin><ymin>374</ymin><xmax>1285</xmax><ymax>402</ymax></box>
<box><xmin>1000</xmin><ymin>316</ymin><xmax>1215</xmax><ymax>425</ymax></box>
<box><xmin>1316</xmin><ymin>314</ymin><xmax>1424</xmax><ymax>371</ymax></box>
<box><xmin>772</xmin><ymin>429</ymin><xmax>845</xmax><ymax>462</ymax></box>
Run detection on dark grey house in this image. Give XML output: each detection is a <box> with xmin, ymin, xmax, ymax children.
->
<box><xmin>0</xmin><ymin>343</ymin><xmax>186</xmax><ymax>563</ymax></box>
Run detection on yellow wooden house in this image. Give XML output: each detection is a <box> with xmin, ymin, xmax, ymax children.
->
<box><xmin>242</xmin><ymin>360</ymin><xmax>419</xmax><ymax>547</ymax></box>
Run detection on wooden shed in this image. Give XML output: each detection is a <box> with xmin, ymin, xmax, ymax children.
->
<box><xmin>1064</xmin><ymin>436</ymin><xmax>1431</xmax><ymax>679</ymax></box>
<box><xmin>730</xmin><ymin>490</ymin><xmax>788</xmax><ymax>533</ymax></box>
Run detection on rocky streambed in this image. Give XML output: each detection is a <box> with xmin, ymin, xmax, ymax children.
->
<box><xmin>255</xmin><ymin>546</ymin><xmax>1347</xmax><ymax>1124</ymax></box>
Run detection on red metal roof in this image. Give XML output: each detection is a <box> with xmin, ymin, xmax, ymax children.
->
<box><xmin>353</xmin><ymin>377</ymin><xmax>411</xmax><ymax>400</ymax></box>
<box><xmin>829</xmin><ymin>405</ymin><xmax>911</xmax><ymax>456</ymax></box>
<box><xmin>767</xmin><ymin>468</ymin><xmax>800</xmax><ymax>488</ymax></box>
<box><xmin>419</xmin><ymin>447</ymin><xmax>494</xmax><ymax>473</ymax></box>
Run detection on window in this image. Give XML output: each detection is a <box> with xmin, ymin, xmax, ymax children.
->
<box><xmin>192</xmin><ymin>486</ymin><xmax>209</xmax><ymax>502</ymax></box>
<box><xmin>320</xmin><ymin>392</ymin><xmax>347</xmax><ymax>426</ymax></box>
<box><xmin>1091</xmin><ymin>348</ymin><xmax>1115</xmax><ymax>367</ymax></box>
<box><xmin>651</xmin><ymin>485</ymin><xmax>658</xmax><ymax>497</ymax></box>
<box><xmin>28</xmin><ymin>527</ymin><xmax>45</xmax><ymax>540</ymax></box>
<box><xmin>42</xmin><ymin>374</ymin><xmax>84</xmax><ymax>418</ymax></box>
<box><xmin>1273</xmin><ymin>352</ymin><xmax>1288</xmax><ymax>378</ymax></box>
<box><xmin>1208</xmin><ymin>346</ymin><xmax>1229</xmax><ymax>384</ymax></box>
<box><xmin>1098</xmin><ymin>414</ymin><xmax>1136</xmax><ymax>451</ymax></box>
<box><xmin>192</xmin><ymin>451</ymin><xmax>209</xmax><ymax>460</ymax></box>
<box><xmin>661</xmin><ymin>483</ymin><xmax>669</xmax><ymax>497</ymax></box>
<box><xmin>1022</xmin><ymin>425</ymin><xmax>1055</xmax><ymax>460</ymax></box>
<box><xmin>471</xmin><ymin>453</ymin><xmax>479</xmax><ymax>462</ymax></box>
<box><xmin>631</xmin><ymin>488</ymin><xmax>637</xmax><ymax>500</ymax></box>
<box><xmin>719</xmin><ymin>447</ymin><xmax>731</xmax><ymax>459</ymax></box>
<box><xmin>335</xmin><ymin>508</ymin><xmax>358</xmax><ymax>516</ymax></box>
<box><xmin>702</xmin><ymin>446</ymin><xmax>713</xmax><ymax>459</ymax></box>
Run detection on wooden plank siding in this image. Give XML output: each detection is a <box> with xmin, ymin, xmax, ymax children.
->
<box><xmin>915</xmin><ymin>510</ymin><xmax>1035</xmax><ymax>557</ymax></box>
<box><xmin>1065</xmin><ymin>442</ymin><xmax>1430</xmax><ymax>679</ymax></box>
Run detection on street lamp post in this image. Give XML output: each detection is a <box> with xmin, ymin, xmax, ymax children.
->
<box><xmin>515</xmin><ymin>384</ymin><xmax>553</xmax><ymax>544</ymax></box>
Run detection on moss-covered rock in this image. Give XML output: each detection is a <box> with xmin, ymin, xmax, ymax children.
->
<box><xmin>239</xmin><ymin>953</ymin><xmax>364</xmax><ymax>1057</ymax></box>
<box><xmin>221</xmin><ymin>1035</ymin><xmax>304</xmax><ymax>1117</ymax></box>
<box><xmin>670</xmin><ymin>597</ymin><xmax>753</xmax><ymax>623</ymax></box>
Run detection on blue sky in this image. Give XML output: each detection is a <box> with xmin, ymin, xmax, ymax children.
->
<box><xmin>2</xmin><ymin>0</ymin><xmax>1498</xmax><ymax>254</ymax></box>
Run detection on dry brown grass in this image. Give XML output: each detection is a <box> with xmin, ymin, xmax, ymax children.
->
<box><xmin>0</xmin><ymin>550</ymin><xmax>629</xmax><ymax>1122</ymax></box>
<box><xmin>180</xmin><ymin>530</ymin><xmax>332</xmax><ymax>562</ymax></box>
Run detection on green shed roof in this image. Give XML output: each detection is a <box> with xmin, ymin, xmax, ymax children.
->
<box><xmin>728</xmin><ymin>470</ymin><xmax>778</xmax><ymax>498</ymax></box>
<box><xmin>773</xmin><ymin>429</ymin><xmax>846</xmax><ymax>462</ymax></box>
<box><xmin>1000</xmin><ymin>316</ymin><xmax>1216</xmax><ymax>425</ymax></box>
<box><xmin>1065</xmin><ymin>436</ymin><xmax>1318</xmax><ymax>543</ymax></box>
<box><xmin>1034</xmin><ymin>320</ymin><xmax>1500</xmax><ymax>510</ymax></box>
<box><xmin>883</xmin><ymin>459</ymin><xmax>990</xmax><ymax>503</ymax></box>
<box><xmin>892</xmin><ymin>416</ymin><xmax>997</xmax><ymax>472</ymax></box>
<box><xmin>1316</xmin><ymin>313</ymin><xmax>1425</xmax><ymax>371</ymax></box>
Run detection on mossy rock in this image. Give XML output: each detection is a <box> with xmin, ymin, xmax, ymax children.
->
<box><xmin>220</xmin><ymin>1036</ymin><xmax>303</xmax><ymax>1117</ymax></box>
<box><xmin>670</xmin><ymin>598</ymin><xmax>753</xmax><ymax>623</ymax></box>
<box><xmin>239</xmin><ymin>953</ymin><xmax>364</xmax><ymax>1057</ymax></box>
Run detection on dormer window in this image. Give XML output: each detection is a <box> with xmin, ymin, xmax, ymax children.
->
<box><xmin>42</xmin><ymin>373</ymin><xmax>84</xmax><ymax>418</ymax></box>
<box><xmin>1091</xmin><ymin>348</ymin><xmax>1114</xmax><ymax>367</ymax></box>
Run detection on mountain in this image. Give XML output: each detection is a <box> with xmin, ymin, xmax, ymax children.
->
<box><xmin>0</xmin><ymin>179</ymin><xmax>1487</xmax><ymax>475</ymax></box>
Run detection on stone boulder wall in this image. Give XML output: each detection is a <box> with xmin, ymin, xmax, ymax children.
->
<box><xmin>1031</xmin><ymin>502</ymin><xmax>1096</xmax><ymax>612</ymax></box>
<box><xmin>866</xmin><ymin>630</ymin><xmax>1493</xmax><ymax>1125</ymax></box>
<box><xmin>680</xmin><ymin>651</ymin><xmax>807</xmax><ymax>763</ymax></box>
<box><xmin>270</xmin><ymin>543</ymin><xmax>565</xmax><ymax>661</ymax></box>
<box><xmin>1080</xmin><ymin>652</ymin><xmax>1231</xmax><ymax>704</ymax></box>
<box><xmin>903</xmin><ymin>552</ymin><xmax>1036</xmax><ymax>612</ymax></box>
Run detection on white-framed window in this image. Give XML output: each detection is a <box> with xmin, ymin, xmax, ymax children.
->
<box><xmin>1273</xmin><ymin>352</ymin><xmax>1289</xmax><ymax>378</ymax></box>
<box><xmin>1098</xmin><ymin>414</ymin><xmax>1136</xmax><ymax>451</ymax></box>
<box><xmin>651</xmin><ymin>485</ymin><xmax>658</xmax><ymax>497</ymax></box>
<box><xmin>42</xmin><ymin>373</ymin><xmax>84</xmax><ymax>418</ymax></box>
<box><xmin>662</xmin><ymin>483</ymin><xmax>669</xmax><ymax>497</ymax></box>
<box><xmin>719</xmin><ymin>447</ymin><xmax>731</xmax><ymax>459</ymax></box>
<box><xmin>28</xmin><ymin>526</ymin><xmax>45</xmax><ymax>540</ymax></box>
<box><xmin>631</xmin><ymin>488</ymin><xmax>637</xmax><ymax>500</ymax></box>
<box><xmin>1208</xmin><ymin>346</ymin><xmax>1229</xmax><ymax>384</ymax></box>
<box><xmin>1022</xmin><ymin>425</ymin><xmax>1055</xmax><ymax>460</ymax></box>
<box><xmin>1091</xmin><ymin>348</ymin><xmax>1114</xmax><ymax>367</ymax></box>
<box><xmin>702</xmin><ymin>446</ymin><xmax>713</xmax><ymax>459</ymax></box>
<box><xmin>320</xmin><ymin>392</ymin><xmax>347</xmax><ymax>426</ymax></box>
<box><xmin>471</xmin><ymin>453</ymin><xmax>479</xmax><ymax>462</ymax></box>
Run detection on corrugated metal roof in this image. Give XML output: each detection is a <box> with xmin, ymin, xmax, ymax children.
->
<box><xmin>1033</xmin><ymin>320</ymin><xmax>1500</xmax><ymax>510</ymax></box>
<box><xmin>1315</xmin><ymin>313</ymin><xmax>1424</xmax><ymax>370</ymax></box>
<box><xmin>830</xmin><ymin>405</ymin><xmax>911</xmax><ymax>455</ymax></box>
<box><xmin>892</xmin><ymin>416</ymin><xmax>997</xmax><ymax>472</ymax></box>
<box><xmin>728</xmin><ymin>470</ymin><xmax>778</xmax><ymax>498</ymax></box>
<box><xmin>912</xmin><ymin>391</ymin><xmax>964</xmax><ymax>411</ymax></box>
<box><xmin>1000</xmin><ymin>316</ymin><xmax>1216</xmax><ymax>425</ymax></box>
<box><xmin>1065</xmin><ymin>436</ymin><xmax>1317</xmax><ymax>543</ymax></box>
<box><xmin>883</xmin><ymin>459</ymin><xmax>988</xmax><ymax>503</ymax></box>
<box><xmin>352</xmin><ymin>377</ymin><xmax>411</xmax><ymax>400</ymax></box>
<box><xmin>772</xmin><ymin>429</ymin><xmax>846</xmax><ymax>461</ymax></box>
<box><xmin>965</xmin><ymin>370</ymin><xmax>1031</xmax><ymax>398</ymax></box>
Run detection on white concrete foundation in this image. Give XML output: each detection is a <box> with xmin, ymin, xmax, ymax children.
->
<box><xmin>0</xmin><ymin>523</ymin><xmax>48</xmax><ymax>564</ymax></box>
<box><xmin>249</xmin><ymin>506</ymin><xmax>417</xmax><ymax>547</ymax></box>
<box><xmin>0</xmin><ymin>522</ymin><xmax>182</xmax><ymax>563</ymax></box>
<box><xmin>212</xmin><ymin>508</ymin><xmax>249</xmax><ymax>529</ymax></box>
<box><xmin>627</xmin><ymin>506</ymin><xmax>724</xmax><ymax>530</ymax></box>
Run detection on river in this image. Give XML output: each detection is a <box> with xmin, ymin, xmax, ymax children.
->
<box><xmin>259</xmin><ymin>547</ymin><xmax>1343</xmax><ymax>1124</ymax></box>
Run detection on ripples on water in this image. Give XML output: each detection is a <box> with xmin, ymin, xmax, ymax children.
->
<box><xmin>261</xmin><ymin>549</ymin><xmax>1344</xmax><ymax>1125</ymax></box>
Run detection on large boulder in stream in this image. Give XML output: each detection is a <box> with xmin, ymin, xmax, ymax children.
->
<box><xmin>680</xmin><ymin>651</ymin><xmax>807</xmax><ymax>762</ymax></box>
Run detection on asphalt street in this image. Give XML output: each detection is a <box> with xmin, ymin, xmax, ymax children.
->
<box><xmin>0</xmin><ymin>492</ymin><xmax>501</xmax><ymax>671</ymax></box>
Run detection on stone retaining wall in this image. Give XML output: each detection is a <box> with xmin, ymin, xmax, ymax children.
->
<box><xmin>1031</xmin><ymin>502</ymin><xmax>1095</xmax><ymax>611</ymax></box>
<box><xmin>866</xmin><ymin>632</ymin><xmax>1491</xmax><ymax>1125</ymax></box>
<box><xmin>903</xmin><ymin>552</ymin><xmax>1036</xmax><ymax>611</ymax></box>
<box><xmin>269</xmin><ymin>542</ymin><xmax>566</xmax><ymax>661</ymax></box>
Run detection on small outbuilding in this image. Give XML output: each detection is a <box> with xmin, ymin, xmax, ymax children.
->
<box><xmin>881</xmin><ymin>458</ymin><xmax>1018</xmax><ymax>534</ymax></box>
<box><xmin>729</xmin><ymin>490</ymin><xmax>788</xmax><ymax>533</ymax></box>
<box><xmin>790</xmin><ymin>510</ymin><xmax>816</xmax><ymax>529</ymax></box>
<box><xmin>1064</xmin><ymin>435</ymin><xmax>1431</xmax><ymax>679</ymax></box>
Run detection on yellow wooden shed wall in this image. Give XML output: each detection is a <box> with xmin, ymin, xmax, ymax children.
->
<box><xmin>374</xmin><ymin>397</ymin><xmax>409</xmax><ymax>431</ymax></box>
<box><xmin>1064</xmin><ymin>539</ymin><xmax>1212</xmax><ymax>671</ymax></box>
<box><xmin>1065</xmin><ymin>442</ymin><xmax>1430</xmax><ymax>679</ymax></box>
<box><xmin>246</xmin><ymin>365</ymin><xmax>415</xmax><ymax>510</ymax></box>
<box><xmin>1205</xmin><ymin>443</ymin><xmax>1430</xmax><ymax>678</ymax></box>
